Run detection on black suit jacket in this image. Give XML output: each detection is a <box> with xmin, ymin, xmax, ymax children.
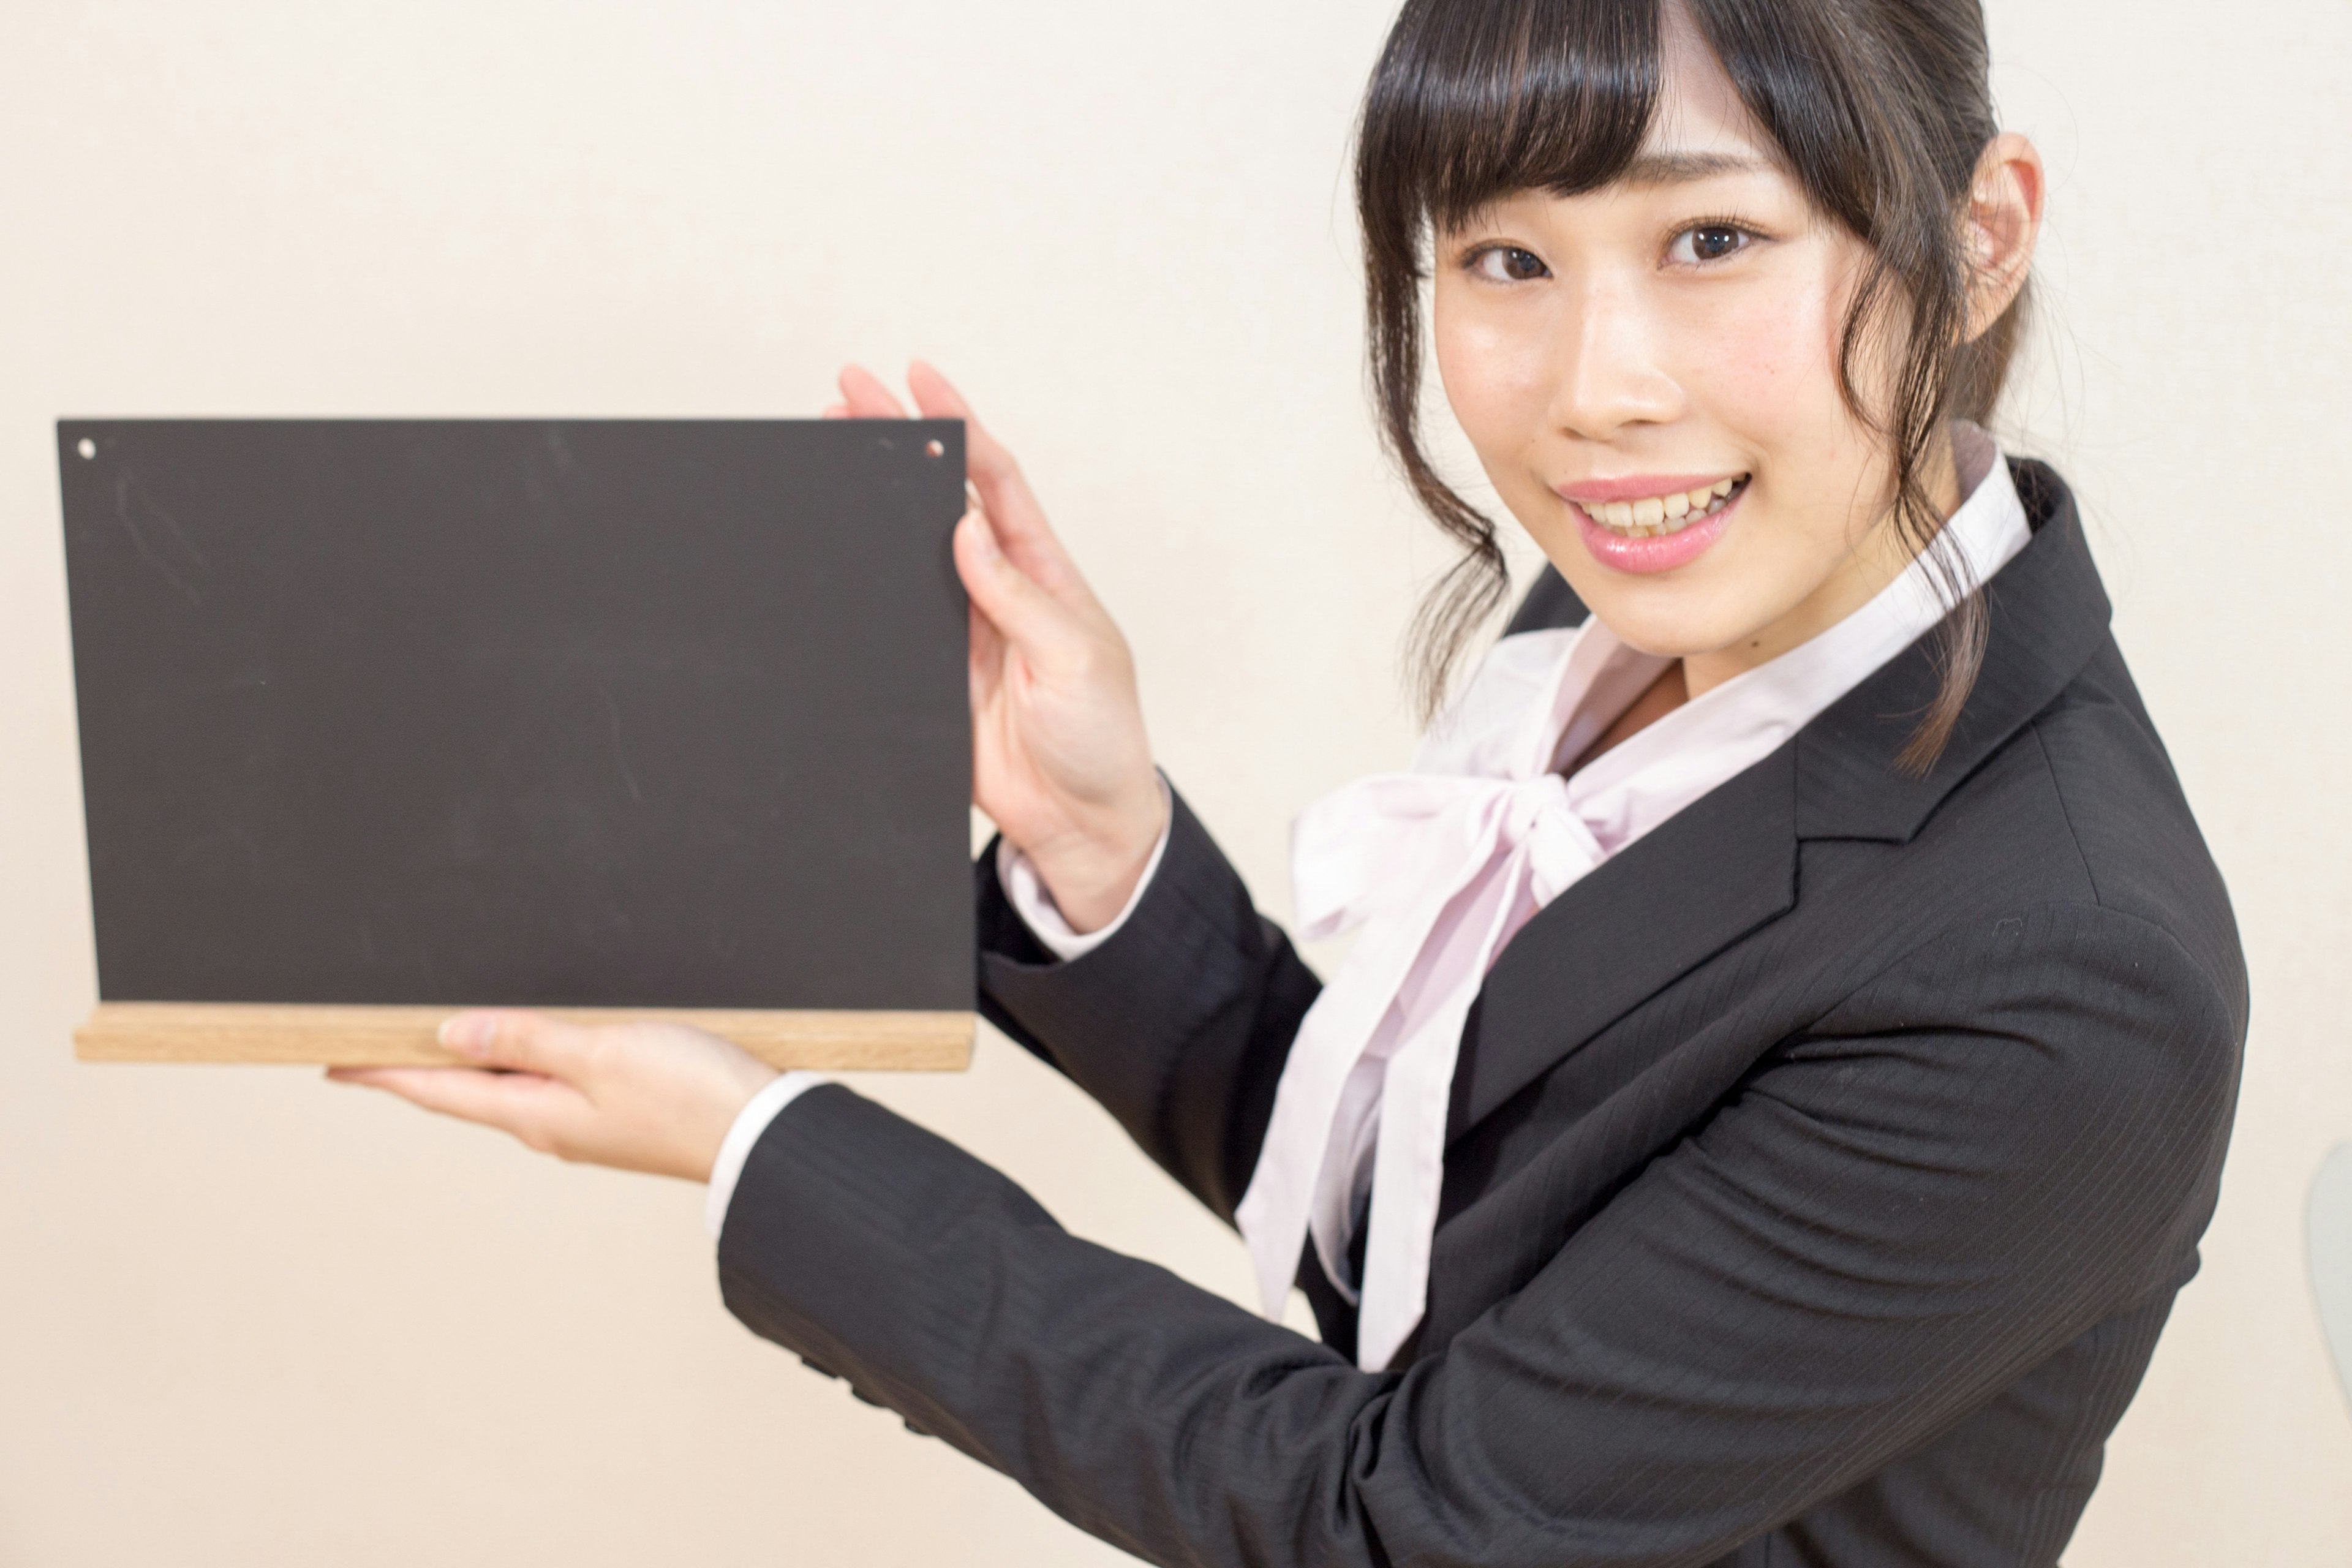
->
<box><xmin>719</xmin><ymin>462</ymin><xmax>2247</xmax><ymax>1567</ymax></box>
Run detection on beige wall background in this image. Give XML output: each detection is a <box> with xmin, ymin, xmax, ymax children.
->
<box><xmin>2</xmin><ymin>2</ymin><xmax>2346</xmax><ymax>1562</ymax></box>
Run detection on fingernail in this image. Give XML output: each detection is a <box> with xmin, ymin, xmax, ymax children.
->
<box><xmin>438</xmin><ymin>1015</ymin><xmax>491</xmax><ymax>1057</ymax></box>
<box><xmin>963</xmin><ymin>511</ymin><xmax>996</xmax><ymax>557</ymax></box>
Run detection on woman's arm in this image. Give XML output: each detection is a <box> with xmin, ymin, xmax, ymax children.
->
<box><xmin>714</xmin><ymin>902</ymin><xmax>2239</xmax><ymax>1568</ymax></box>
<box><xmin>976</xmin><ymin>783</ymin><xmax>1324</xmax><ymax>1224</ymax></box>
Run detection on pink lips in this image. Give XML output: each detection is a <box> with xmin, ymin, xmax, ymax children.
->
<box><xmin>1571</xmin><ymin>486</ymin><xmax>1742</xmax><ymax>575</ymax></box>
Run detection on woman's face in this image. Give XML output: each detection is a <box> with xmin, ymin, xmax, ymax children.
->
<box><xmin>1431</xmin><ymin>15</ymin><xmax>1947</xmax><ymax>687</ymax></box>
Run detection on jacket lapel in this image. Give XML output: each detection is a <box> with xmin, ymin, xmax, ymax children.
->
<box><xmin>1447</xmin><ymin>742</ymin><xmax>1798</xmax><ymax>1139</ymax></box>
<box><xmin>1445</xmin><ymin>459</ymin><xmax>2109</xmax><ymax>1142</ymax></box>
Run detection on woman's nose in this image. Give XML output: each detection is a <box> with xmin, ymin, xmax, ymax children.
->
<box><xmin>1545</xmin><ymin>283</ymin><xmax>1684</xmax><ymax>441</ymax></box>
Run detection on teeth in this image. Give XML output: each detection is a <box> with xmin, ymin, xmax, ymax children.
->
<box><xmin>1576</xmin><ymin>476</ymin><xmax>1746</xmax><ymax>538</ymax></box>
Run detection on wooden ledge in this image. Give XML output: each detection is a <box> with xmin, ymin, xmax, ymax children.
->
<box><xmin>75</xmin><ymin>1002</ymin><xmax>973</xmax><ymax>1071</ymax></box>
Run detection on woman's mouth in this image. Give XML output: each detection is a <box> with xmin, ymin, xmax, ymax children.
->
<box><xmin>1561</xmin><ymin>474</ymin><xmax>1749</xmax><ymax>575</ymax></box>
<box><xmin>1569</xmin><ymin>475</ymin><xmax>1748</xmax><ymax>538</ymax></box>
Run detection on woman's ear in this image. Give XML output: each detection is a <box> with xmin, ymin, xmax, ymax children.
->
<box><xmin>1962</xmin><ymin>131</ymin><xmax>2045</xmax><ymax>341</ymax></box>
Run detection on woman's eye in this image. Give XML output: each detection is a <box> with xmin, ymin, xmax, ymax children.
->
<box><xmin>1471</xmin><ymin>246</ymin><xmax>1550</xmax><ymax>282</ymax></box>
<box><xmin>1671</xmin><ymin>225</ymin><xmax>1751</xmax><ymax>265</ymax></box>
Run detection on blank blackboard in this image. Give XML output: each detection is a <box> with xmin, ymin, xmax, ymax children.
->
<box><xmin>58</xmin><ymin>419</ymin><xmax>973</xmax><ymax>1065</ymax></box>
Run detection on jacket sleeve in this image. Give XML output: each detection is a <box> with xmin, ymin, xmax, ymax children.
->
<box><xmin>974</xmin><ymin>783</ymin><xmax>1324</xmax><ymax>1223</ymax></box>
<box><xmin>720</xmin><ymin>900</ymin><xmax>2240</xmax><ymax>1568</ymax></box>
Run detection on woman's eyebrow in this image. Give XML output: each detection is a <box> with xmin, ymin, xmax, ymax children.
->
<box><xmin>1617</xmin><ymin>149</ymin><xmax>1774</xmax><ymax>187</ymax></box>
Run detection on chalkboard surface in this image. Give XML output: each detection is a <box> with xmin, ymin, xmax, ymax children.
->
<box><xmin>58</xmin><ymin>420</ymin><xmax>972</xmax><ymax>1035</ymax></box>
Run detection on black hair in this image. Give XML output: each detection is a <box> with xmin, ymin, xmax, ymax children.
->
<box><xmin>1355</xmin><ymin>0</ymin><xmax>2026</xmax><ymax>771</ymax></box>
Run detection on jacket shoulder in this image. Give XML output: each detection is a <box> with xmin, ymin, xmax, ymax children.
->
<box><xmin>2023</xmin><ymin>636</ymin><xmax>2248</xmax><ymax>1026</ymax></box>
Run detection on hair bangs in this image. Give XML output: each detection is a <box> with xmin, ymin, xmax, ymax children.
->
<box><xmin>1361</xmin><ymin>0</ymin><xmax>1663</xmax><ymax>239</ymax></box>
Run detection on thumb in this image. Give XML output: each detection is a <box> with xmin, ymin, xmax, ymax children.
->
<box><xmin>956</xmin><ymin>508</ymin><xmax>1084</xmax><ymax>663</ymax></box>
<box><xmin>439</xmin><ymin>1009</ymin><xmax>592</xmax><ymax>1078</ymax></box>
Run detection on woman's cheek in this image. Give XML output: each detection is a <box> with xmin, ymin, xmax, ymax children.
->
<box><xmin>1435</xmin><ymin>306</ymin><xmax>1555</xmax><ymax>459</ymax></box>
<box><xmin>1673</xmin><ymin>290</ymin><xmax>1815</xmax><ymax>457</ymax></box>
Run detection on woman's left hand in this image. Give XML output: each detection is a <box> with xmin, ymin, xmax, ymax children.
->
<box><xmin>327</xmin><ymin>1012</ymin><xmax>780</xmax><ymax>1181</ymax></box>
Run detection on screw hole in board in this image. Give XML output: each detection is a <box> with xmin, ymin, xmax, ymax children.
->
<box><xmin>77</xmin><ymin>438</ymin><xmax>96</xmax><ymax>460</ymax></box>
<box><xmin>924</xmin><ymin>439</ymin><xmax>944</xmax><ymax>459</ymax></box>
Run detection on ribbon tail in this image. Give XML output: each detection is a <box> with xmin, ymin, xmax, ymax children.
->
<box><xmin>1243</xmin><ymin>789</ymin><xmax>1518</xmax><ymax>1325</ymax></box>
<box><xmin>1233</xmin><ymin>894</ymin><xmax>1453</xmax><ymax>1322</ymax></box>
<box><xmin>1352</xmin><ymin>843</ymin><xmax>1537</xmax><ymax>1371</ymax></box>
<box><xmin>1351</xmin><ymin>999</ymin><xmax>1471</xmax><ymax>1370</ymax></box>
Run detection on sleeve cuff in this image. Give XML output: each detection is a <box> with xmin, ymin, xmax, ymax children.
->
<box><xmin>705</xmin><ymin>1070</ymin><xmax>833</xmax><ymax>1241</ymax></box>
<box><xmin>995</xmin><ymin>775</ymin><xmax>1173</xmax><ymax>962</ymax></box>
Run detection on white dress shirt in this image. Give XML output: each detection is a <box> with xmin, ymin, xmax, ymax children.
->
<box><xmin>711</xmin><ymin>434</ymin><xmax>2029</xmax><ymax>1368</ymax></box>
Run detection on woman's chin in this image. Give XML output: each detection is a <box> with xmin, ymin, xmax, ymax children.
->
<box><xmin>1569</xmin><ymin>584</ymin><xmax>1769</xmax><ymax>667</ymax></box>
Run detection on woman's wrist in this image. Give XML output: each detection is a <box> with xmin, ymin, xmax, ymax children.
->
<box><xmin>1023</xmin><ymin>777</ymin><xmax>1170</xmax><ymax>935</ymax></box>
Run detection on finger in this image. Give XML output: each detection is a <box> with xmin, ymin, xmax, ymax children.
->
<box><xmin>954</xmin><ymin>508</ymin><xmax>1085</xmax><ymax>665</ymax></box>
<box><xmin>836</xmin><ymin>363</ymin><xmax>911</xmax><ymax>419</ymax></box>
<box><xmin>968</xmin><ymin>597</ymin><xmax>1006</xmax><ymax>734</ymax></box>
<box><xmin>968</xmin><ymin>594</ymin><xmax>1006</xmax><ymax>682</ymax></box>
<box><xmin>328</xmin><ymin>1065</ymin><xmax>584</xmax><ymax>1147</ymax></box>
<box><xmin>820</xmin><ymin>402</ymin><xmax>850</xmax><ymax>418</ymax></box>
<box><xmin>904</xmin><ymin>362</ymin><xmax>1091</xmax><ymax>602</ymax></box>
<box><xmin>905</xmin><ymin>363</ymin><xmax>1042</xmax><ymax>532</ymax></box>
<box><xmin>437</xmin><ymin>1009</ymin><xmax>597</xmax><ymax>1080</ymax></box>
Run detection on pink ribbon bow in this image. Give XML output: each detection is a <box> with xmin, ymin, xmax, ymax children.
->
<box><xmin>1235</xmin><ymin>764</ymin><xmax>1606</xmax><ymax>1370</ymax></box>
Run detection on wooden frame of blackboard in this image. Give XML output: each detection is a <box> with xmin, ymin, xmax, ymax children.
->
<box><xmin>61</xmin><ymin>418</ymin><xmax>979</xmax><ymax>1070</ymax></box>
<box><xmin>74</xmin><ymin>1003</ymin><xmax>972</xmax><ymax>1070</ymax></box>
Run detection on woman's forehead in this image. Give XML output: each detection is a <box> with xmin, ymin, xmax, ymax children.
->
<box><xmin>1648</xmin><ymin>4</ymin><xmax>1773</xmax><ymax>169</ymax></box>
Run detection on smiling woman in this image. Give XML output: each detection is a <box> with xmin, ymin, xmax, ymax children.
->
<box><xmin>336</xmin><ymin>2</ymin><xmax>2245</xmax><ymax>1565</ymax></box>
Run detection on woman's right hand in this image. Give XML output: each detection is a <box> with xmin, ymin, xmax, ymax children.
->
<box><xmin>825</xmin><ymin>363</ymin><xmax>1167</xmax><ymax>933</ymax></box>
